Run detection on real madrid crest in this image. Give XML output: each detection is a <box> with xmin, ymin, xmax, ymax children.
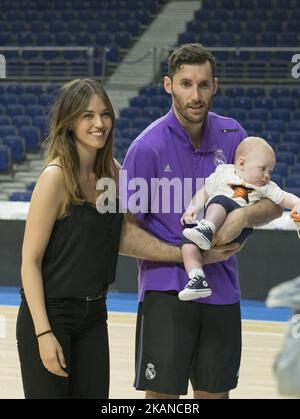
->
<box><xmin>145</xmin><ymin>363</ymin><xmax>156</xmax><ymax>380</ymax></box>
<box><xmin>214</xmin><ymin>149</ymin><xmax>227</xmax><ymax>167</ymax></box>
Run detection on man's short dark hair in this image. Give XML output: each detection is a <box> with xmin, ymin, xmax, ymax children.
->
<box><xmin>168</xmin><ymin>43</ymin><xmax>216</xmax><ymax>79</ymax></box>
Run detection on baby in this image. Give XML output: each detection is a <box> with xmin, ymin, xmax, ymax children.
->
<box><xmin>179</xmin><ymin>136</ymin><xmax>300</xmax><ymax>301</ymax></box>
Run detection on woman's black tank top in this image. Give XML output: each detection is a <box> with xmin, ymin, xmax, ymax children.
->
<box><xmin>40</xmin><ymin>165</ymin><xmax>123</xmax><ymax>298</ymax></box>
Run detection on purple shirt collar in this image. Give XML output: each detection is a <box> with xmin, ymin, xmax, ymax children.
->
<box><xmin>164</xmin><ymin>108</ymin><xmax>219</xmax><ymax>153</ymax></box>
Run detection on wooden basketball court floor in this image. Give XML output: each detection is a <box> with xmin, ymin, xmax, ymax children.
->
<box><xmin>0</xmin><ymin>305</ymin><xmax>295</xmax><ymax>399</ymax></box>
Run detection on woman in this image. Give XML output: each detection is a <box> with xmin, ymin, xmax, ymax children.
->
<box><xmin>17</xmin><ymin>78</ymin><xmax>185</xmax><ymax>399</ymax></box>
<box><xmin>17</xmin><ymin>78</ymin><xmax>124</xmax><ymax>399</ymax></box>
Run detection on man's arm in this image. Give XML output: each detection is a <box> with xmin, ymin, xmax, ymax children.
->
<box><xmin>119</xmin><ymin>212</ymin><xmax>245</xmax><ymax>265</ymax></box>
<box><xmin>119</xmin><ymin>212</ymin><xmax>182</xmax><ymax>262</ymax></box>
<box><xmin>214</xmin><ymin>199</ymin><xmax>283</xmax><ymax>245</ymax></box>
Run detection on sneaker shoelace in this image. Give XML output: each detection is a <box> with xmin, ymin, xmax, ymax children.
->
<box><xmin>188</xmin><ymin>275</ymin><xmax>202</xmax><ymax>286</ymax></box>
<box><xmin>196</xmin><ymin>222</ymin><xmax>211</xmax><ymax>234</ymax></box>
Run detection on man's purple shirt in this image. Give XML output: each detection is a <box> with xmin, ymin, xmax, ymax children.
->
<box><xmin>121</xmin><ymin>109</ymin><xmax>248</xmax><ymax>304</ymax></box>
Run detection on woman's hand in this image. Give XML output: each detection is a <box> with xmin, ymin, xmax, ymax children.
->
<box><xmin>38</xmin><ymin>333</ymin><xmax>68</xmax><ymax>378</ymax></box>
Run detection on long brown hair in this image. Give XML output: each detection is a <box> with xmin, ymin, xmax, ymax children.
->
<box><xmin>45</xmin><ymin>78</ymin><xmax>118</xmax><ymax>205</ymax></box>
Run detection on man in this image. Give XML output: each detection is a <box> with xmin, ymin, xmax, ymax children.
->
<box><xmin>120</xmin><ymin>43</ymin><xmax>282</xmax><ymax>399</ymax></box>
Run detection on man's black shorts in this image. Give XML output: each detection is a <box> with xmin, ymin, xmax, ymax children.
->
<box><xmin>134</xmin><ymin>291</ymin><xmax>241</xmax><ymax>395</ymax></box>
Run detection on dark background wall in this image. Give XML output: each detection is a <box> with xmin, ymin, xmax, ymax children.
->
<box><xmin>0</xmin><ymin>220</ymin><xmax>299</xmax><ymax>300</ymax></box>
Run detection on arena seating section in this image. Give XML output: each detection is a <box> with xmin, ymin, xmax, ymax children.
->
<box><xmin>0</xmin><ymin>0</ymin><xmax>299</xmax><ymax>201</ymax></box>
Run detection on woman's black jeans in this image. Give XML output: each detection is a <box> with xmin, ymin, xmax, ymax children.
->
<box><xmin>16</xmin><ymin>296</ymin><xmax>109</xmax><ymax>399</ymax></box>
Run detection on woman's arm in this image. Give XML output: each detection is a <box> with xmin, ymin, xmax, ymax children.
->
<box><xmin>22</xmin><ymin>166</ymin><xmax>65</xmax><ymax>333</ymax></box>
<box><xmin>21</xmin><ymin>165</ymin><xmax>68</xmax><ymax>377</ymax></box>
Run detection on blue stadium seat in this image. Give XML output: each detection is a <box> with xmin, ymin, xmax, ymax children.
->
<box><xmin>0</xmin><ymin>115</ymin><xmax>12</xmax><ymax>125</ymax></box>
<box><xmin>246</xmin><ymin>87</ymin><xmax>266</xmax><ymax>98</ymax></box>
<box><xmin>283</xmin><ymin>131</ymin><xmax>300</xmax><ymax>143</ymax></box>
<box><xmin>0</xmin><ymin>145</ymin><xmax>11</xmax><ymax>172</ymax></box>
<box><xmin>239</xmin><ymin>31</ymin><xmax>256</xmax><ymax>46</ymax></box>
<box><xmin>244</xmin><ymin>20</ymin><xmax>262</xmax><ymax>32</ymax></box>
<box><xmin>244</xmin><ymin>119</ymin><xmax>263</xmax><ymax>132</ymax></box>
<box><xmin>259</xmin><ymin>31</ymin><xmax>278</xmax><ymax>46</ymax></box>
<box><xmin>17</xmin><ymin>32</ymin><xmax>35</xmax><ymax>45</ymax></box>
<box><xmin>24</xmin><ymin>85</ymin><xmax>44</xmax><ymax>95</ymax></box>
<box><xmin>143</xmin><ymin>107</ymin><xmax>162</xmax><ymax>120</ymax></box>
<box><xmin>74</xmin><ymin>32</ymin><xmax>93</xmax><ymax>46</ymax></box>
<box><xmin>262</xmin><ymin>131</ymin><xmax>281</xmax><ymax>144</ymax></box>
<box><xmin>265</xmin><ymin>120</ymin><xmax>286</xmax><ymax>133</ymax></box>
<box><xmin>48</xmin><ymin>20</ymin><xmax>67</xmax><ymax>33</ymax></box>
<box><xmin>0</xmin><ymin>126</ymin><xmax>18</xmax><ymax>137</ymax></box>
<box><xmin>19</xmin><ymin>93</ymin><xmax>38</xmax><ymax>106</ymax></box>
<box><xmin>248</xmin><ymin>109</ymin><xmax>269</xmax><ymax>121</ymax></box>
<box><xmin>290</xmin><ymin>89</ymin><xmax>300</xmax><ymax>99</ymax></box>
<box><xmin>126</xmin><ymin>20</ymin><xmax>141</xmax><ymax>37</ymax></box>
<box><xmin>292</xmin><ymin>163</ymin><xmax>300</xmax><ymax>174</ymax></box>
<box><xmin>226</xmin><ymin>87</ymin><xmax>245</xmax><ymax>97</ymax></box>
<box><xmin>233</xmin><ymin>97</ymin><xmax>252</xmax><ymax>110</ymax></box>
<box><xmin>227</xmin><ymin>108</ymin><xmax>247</xmax><ymax>123</ymax></box>
<box><xmin>286</xmin><ymin>175</ymin><xmax>300</xmax><ymax>188</ymax></box>
<box><xmin>30</xmin><ymin>20</ymin><xmax>46</xmax><ymax>33</ymax></box>
<box><xmin>26</xmin><ymin>104</ymin><xmax>44</xmax><ymax>118</ymax></box>
<box><xmin>151</xmin><ymin>95</ymin><xmax>171</xmax><ymax>109</ymax></box>
<box><xmin>139</xmin><ymin>85</ymin><xmax>159</xmax><ymax>97</ymax></box>
<box><xmin>133</xmin><ymin>117</ymin><xmax>152</xmax><ymax>130</ymax></box>
<box><xmin>276</xmin><ymin>97</ymin><xmax>296</xmax><ymax>110</ymax></box>
<box><xmin>273</xmin><ymin>162</ymin><xmax>289</xmax><ymax>176</ymax></box>
<box><xmin>212</xmin><ymin>107</ymin><xmax>226</xmax><ymax>116</ymax></box>
<box><xmin>213</xmin><ymin>97</ymin><xmax>231</xmax><ymax>108</ymax></box>
<box><xmin>10</xmin><ymin>191</ymin><xmax>32</xmax><ymax>202</ymax></box>
<box><xmin>270</xmin><ymin>87</ymin><xmax>290</xmax><ymax>99</ymax></box>
<box><xmin>122</xmin><ymin>127</ymin><xmax>141</xmax><ymax>140</ymax></box>
<box><xmin>27</xmin><ymin>182</ymin><xmax>36</xmax><ymax>192</ymax></box>
<box><xmin>116</xmin><ymin>118</ymin><xmax>131</xmax><ymax>130</ymax></box>
<box><xmin>0</xmin><ymin>32</ymin><xmax>15</xmax><ymax>45</ymax></box>
<box><xmin>19</xmin><ymin>126</ymin><xmax>40</xmax><ymax>152</ymax></box>
<box><xmin>54</xmin><ymin>31</ymin><xmax>73</xmax><ymax>45</ymax></box>
<box><xmin>12</xmin><ymin>115</ymin><xmax>32</xmax><ymax>128</ymax></box>
<box><xmin>276</xmin><ymin>151</ymin><xmax>294</xmax><ymax>166</ymax></box>
<box><xmin>114</xmin><ymin>32</ymin><xmax>131</xmax><ymax>49</ymax></box>
<box><xmin>5</xmin><ymin>84</ymin><xmax>24</xmax><ymax>95</ymax></box>
<box><xmin>106</xmin><ymin>45</ymin><xmax>120</xmax><ymax>63</ymax></box>
<box><xmin>280</xmin><ymin>31</ymin><xmax>299</xmax><ymax>46</ymax></box>
<box><xmin>285</xmin><ymin>187</ymin><xmax>300</xmax><ymax>197</ymax></box>
<box><xmin>288</xmin><ymin>121</ymin><xmax>300</xmax><ymax>131</ymax></box>
<box><xmin>38</xmin><ymin>94</ymin><xmax>55</xmax><ymax>107</ymax></box>
<box><xmin>255</xmin><ymin>97</ymin><xmax>274</xmax><ymax>110</ymax></box>
<box><xmin>3</xmin><ymin>135</ymin><xmax>26</xmax><ymax>163</ymax></box>
<box><xmin>119</xmin><ymin>107</ymin><xmax>141</xmax><ymax>119</ymax></box>
<box><xmin>134</xmin><ymin>10</ymin><xmax>151</xmax><ymax>25</ymax></box>
<box><xmin>130</xmin><ymin>96</ymin><xmax>150</xmax><ymax>108</ymax></box>
<box><xmin>271</xmin><ymin>109</ymin><xmax>291</xmax><ymax>122</ymax></box>
<box><xmin>0</xmin><ymin>93</ymin><xmax>19</xmax><ymax>105</ymax></box>
<box><xmin>293</xmin><ymin>110</ymin><xmax>300</xmax><ymax>121</ymax></box>
<box><xmin>6</xmin><ymin>104</ymin><xmax>25</xmax><ymax>116</ymax></box>
<box><xmin>271</xmin><ymin>173</ymin><xmax>283</xmax><ymax>188</ymax></box>
<box><xmin>32</xmin><ymin>116</ymin><xmax>48</xmax><ymax>138</ymax></box>
<box><xmin>277</xmin><ymin>142</ymin><xmax>299</xmax><ymax>153</ymax></box>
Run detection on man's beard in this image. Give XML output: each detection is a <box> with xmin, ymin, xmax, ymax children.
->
<box><xmin>172</xmin><ymin>93</ymin><xmax>213</xmax><ymax>125</ymax></box>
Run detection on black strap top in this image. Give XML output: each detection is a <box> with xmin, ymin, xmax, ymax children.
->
<box><xmin>40</xmin><ymin>165</ymin><xmax>123</xmax><ymax>298</ymax></box>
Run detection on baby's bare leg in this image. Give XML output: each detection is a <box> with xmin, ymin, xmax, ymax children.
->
<box><xmin>182</xmin><ymin>243</ymin><xmax>204</xmax><ymax>273</ymax></box>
